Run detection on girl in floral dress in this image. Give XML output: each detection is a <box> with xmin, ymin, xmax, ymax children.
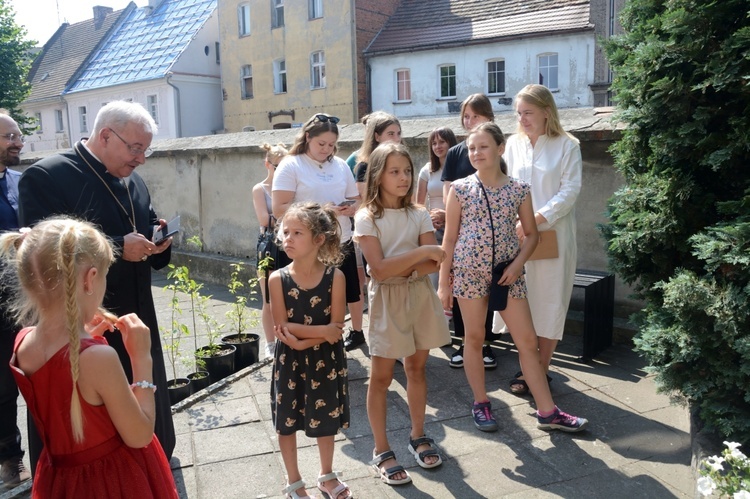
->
<box><xmin>438</xmin><ymin>122</ymin><xmax>588</xmax><ymax>434</ymax></box>
<box><xmin>269</xmin><ymin>202</ymin><xmax>351</xmax><ymax>499</ymax></box>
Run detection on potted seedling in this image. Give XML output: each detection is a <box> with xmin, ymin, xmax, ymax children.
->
<box><xmin>161</xmin><ymin>271</ymin><xmax>191</xmax><ymax>404</ymax></box>
<box><xmin>165</xmin><ymin>246</ymin><xmax>210</xmax><ymax>391</ymax></box>
<box><xmin>194</xmin><ymin>291</ymin><xmax>236</xmax><ymax>381</ymax></box>
<box><xmin>221</xmin><ymin>262</ymin><xmax>260</xmax><ymax>370</ymax></box>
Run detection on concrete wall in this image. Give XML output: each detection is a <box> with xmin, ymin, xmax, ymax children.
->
<box><xmin>15</xmin><ymin>107</ymin><xmax>638</xmax><ymax>318</ymax></box>
<box><xmin>369</xmin><ymin>32</ymin><xmax>596</xmax><ymax>119</ymax></box>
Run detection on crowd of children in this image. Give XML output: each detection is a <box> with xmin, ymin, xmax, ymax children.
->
<box><xmin>2</xmin><ymin>86</ymin><xmax>588</xmax><ymax>498</ymax></box>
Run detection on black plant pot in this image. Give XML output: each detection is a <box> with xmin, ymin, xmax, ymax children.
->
<box><xmin>167</xmin><ymin>378</ymin><xmax>191</xmax><ymax>405</ymax></box>
<box><xmin>195</xmin><ymin>344</ymin><xmax>236</xmax><ymax>382</ymax></box>
<box><xmin>187</xmin><ymin>370</ymin><xmax>211</xmax><ymax>394</ymax></box>
<box><xmin>221</xmin><ymin>333</ymin><xmax>259</xmax><ymax>370</ymax></box>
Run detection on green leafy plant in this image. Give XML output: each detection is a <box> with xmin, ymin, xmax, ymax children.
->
<box><xmin>224</xmin><ymin>262</ymin><xmax>261</xmax><ymax>341</ymax></box>
<box><xmin>601</xmin><ymin>0</ymin><xmax>750</xmax><ymax>444</ymax></box>
<box><xmin>163</xmin><ymin>236</ymin><xmax>214</xmax><ymax>370</ymax></box>
<box><xmin>160</xmin><ymin>275</ymin><xmax>189</xmax><ymax>381</ymax></box>
<box><xmin>698</xmin><ymin>442</ymin><xmax>750</xmax><ymax>497</ymax></box>
<box><xmin>196</xmin><ymin>289</ymin><xmax>225</xmax><ymax>356</ymax></box>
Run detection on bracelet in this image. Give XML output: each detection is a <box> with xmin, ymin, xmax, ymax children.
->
<box><xmin>130</xmin><ymin>380</ymin><xmax>157</xmax><ymax>392</ymax></box>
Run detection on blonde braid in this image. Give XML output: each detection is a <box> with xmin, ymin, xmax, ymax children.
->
<box><xmin>59</xmin><ymin>226</ymin><xmax>85</xmax><ymax>443</ymax></box>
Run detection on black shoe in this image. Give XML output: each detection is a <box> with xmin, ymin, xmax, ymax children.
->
<box><xmin>482</xmin><ymin>344</ymin><xmax>497</xmax><ymax>370</ymax></box>
<box><xmin>0</xmin><ymin>457</ymin><xmax>31</xmax><ymax>490</ymax></box>
<box><xmin>344</xmin><ymin>329</ymin><xmax>366</xmax><ymax>351</ymax></box>
<box><xmin>449</xmin><ymin>345</ymin><xmax>464</xmax><ymax>368</ymax></box>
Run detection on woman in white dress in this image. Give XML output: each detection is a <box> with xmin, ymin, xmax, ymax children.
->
<box><xmin>503</xmin><ymin>84</ymin><xmax>582</xmax><ymax>395</ymax></box>
<box><xmin>416</xmin><ymin>127</ymin><xmax>457</xmax><ymax>289</ymax></box>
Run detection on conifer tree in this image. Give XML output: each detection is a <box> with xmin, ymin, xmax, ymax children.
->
<box><xmin>603</xmin><ymin>0</ymin><xmax>750</xmax><ymax>443</ymax></box>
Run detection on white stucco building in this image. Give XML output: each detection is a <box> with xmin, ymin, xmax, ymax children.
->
<box><xmin>364</xmin><ymin>0</ymin><xmax>620</xmax><ymax>119</ymax></box>
<box><xmin>23</xmin><ymin>0</ymin><xmax>222</xmax><ymax>152</ymax></box>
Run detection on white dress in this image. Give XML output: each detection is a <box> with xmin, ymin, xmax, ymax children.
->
<box><xmin>496</xmin><ymin>133</ymin><xmax>582</xmax><ymax>340</ymax></box>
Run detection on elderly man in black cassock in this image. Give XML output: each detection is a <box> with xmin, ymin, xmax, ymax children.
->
<box><xmin>18</xmin><ymin>101</ymin><xmax>176</xmax><ymax>468</ymax></box>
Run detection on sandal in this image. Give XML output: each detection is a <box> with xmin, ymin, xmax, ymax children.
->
<box><xmin>369</xmin><ymin>449</ymin><xmax>411</xmax><ymax>485</ymax></box>
<box><xmin>318</xmin><ymin>471</ymin><xmax>354</xmax><ymax>499</ymax></box>
<box><xmin>509</xmin><ymin>371</ymin><xmax>552</xmax><ymax>396</ymax></box>
<box><xmin>283</xmin><ymin>479</ymin><xmax>316</xmax><ymax>498</ymax></box>
<box><xmin>317</xmin><ymin>471</ymin><xmax>352</xmax><ymax>499</ymax></box>
<box><xmin>408</xmin><ymin>435</ymin><xmax>443</xmax><ymax>469</ymax></box>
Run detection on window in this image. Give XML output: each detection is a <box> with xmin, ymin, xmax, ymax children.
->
<box><xmin>439</xmin><ymin>64</ymin><xmax>456</xmax><ymax>98</ymax></box>
<box><xmin>55</xmin><ymin>109</ymin><xmax>64</xmax><ymax>132</ymax></box>
<box><xmin>395</xmin><ymin>69</ymin><xmax>411</xmax><ymax>102</ymax></box>
<box><xmin>309</xmin><ymin>0</ymin><xmax>323</xmax><ymax>19</ymax></box>
<box><xmin>78</xmin><ymin>106</ymin><xmax>88</xmax><ymax>132</ymax></box>
<box><xmin>241</xmin><ymin>65</ymin><xmax>253</xmax><ymax>99</ymax></box>
<box><xmin>238</xmin><ymin>3</ymin><xmax>251</xmax><ymax>36</ymax></box>
<box><xmin>274</xmin><ymin>59</ymin><xmax>287</xmax><ymax>94</ymax></box>
<box><xmin>35</xmin><ymin>112</ymin><xmax>43</xmax><ymax>133</ymax></box>
<box><xmin>147</xmin><ymin>95</ymin><xmax>159</xmax><ymax>124</ymax></box>
<box><xmin>538</xmin><ymin>53</ymin><xmax>558</xmax><ymax>90</ymax></box>
<box><xmin>311</xmin><ymin>51</ymin><xmax>325</xmax><ymax>89</ymax></box>
<box><xmin>272</xmin><ymin>0</ymin><xmax>284</xmax><ymax>28</ymax></box>
<box><xmin>487</xmin><ymin>59</ymin><xmax>505</xmax><ymax>95</ymax></box>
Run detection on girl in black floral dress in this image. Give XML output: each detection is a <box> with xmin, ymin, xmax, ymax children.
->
<box><xmin>268</xmin><ymin>202</ymin><xmax>352</xmax><ymax>499</ymax></box>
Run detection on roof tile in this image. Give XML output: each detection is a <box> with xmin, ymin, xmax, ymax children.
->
<box><xmin>366</xmin><ymin>0</ymin><xmax>592</xmax><ymax>55</ymax></box>
<box><xmin>26</xmin><ymin>7</ymin><xmax>131</xmax><ymax>103</ymax></box>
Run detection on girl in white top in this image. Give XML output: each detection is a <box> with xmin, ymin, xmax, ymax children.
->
<box><xmin>354</xmin><ymin>143</ymin><xmax>450</xmax><ymax>486</ymax></box>
<box><xmin>417</xmin><ymin>127</ymin><xmax>457</xmax><ymax>288</ymax></box>
<box><xmin>252</xmin><ymin>142</ymin><xmax>288</xmax><ymax>359</ymax></box>
<box><xmin>501</xmin><ymin>84</ymin><xmax>583</xmax><ymax>395</ymax></box>
<box><xmin>272</xmin><ymin>114</ymin><xmax>365</xmax><ymax>340</ymax></box>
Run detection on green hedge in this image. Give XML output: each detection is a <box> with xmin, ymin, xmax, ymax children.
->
<box><xmin>602</xmin><ymin>0</ymin><xmax>750</xmax><ymax>444</ymax></box>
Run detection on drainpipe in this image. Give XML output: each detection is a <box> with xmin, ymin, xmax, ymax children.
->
<box><xmin>166</xmin><ymin>72</ymin><xmax>182</xmax><ymax>138</ymax></box>
<box><xmin>62</xmin><ymin>96</ymin><xmax>72</xmax><ymax>148</ymax></box>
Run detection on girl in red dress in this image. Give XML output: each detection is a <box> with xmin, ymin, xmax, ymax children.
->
<box><xmin>1</xmin><ymin>217</ymin><xmax>177</xmax><ymax>499</ymax></box>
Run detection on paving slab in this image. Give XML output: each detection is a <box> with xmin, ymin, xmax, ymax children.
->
<box><xmin>7</xmin><ymin>273</ymin><xmax>694</xmax><ymax>498</ymax></box>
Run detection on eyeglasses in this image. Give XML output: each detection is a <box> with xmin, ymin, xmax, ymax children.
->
<box><xmin>313</xmin><ymin>114</ymin><xmax>340</xmax><ymax>125</ymax></box>
<box><xmin>1</xmin><ymin>133</ymin><xmax>25</xmax><ymax>144</ymax></box>
<box><xmin>108</xmin><ymin>128</ymin><xmax>153</xmax><ymax>157</ymax></box>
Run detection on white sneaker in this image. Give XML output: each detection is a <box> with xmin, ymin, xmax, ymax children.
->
<box><xmin>264</xmin><ymin>342</ymin><xmax>276</xmax><ymax>359</ymax></box>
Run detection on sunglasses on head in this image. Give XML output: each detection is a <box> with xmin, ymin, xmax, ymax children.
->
<box><xmin>314</xmin><ymin>114</ymin><xmax>340</xmax><ymax>125</ymax></box>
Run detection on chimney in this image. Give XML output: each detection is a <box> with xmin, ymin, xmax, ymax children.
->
<box><xmin>92</xmin><ymin>6</ymin><xmax>113</xmax><ymax>22</ymax></box>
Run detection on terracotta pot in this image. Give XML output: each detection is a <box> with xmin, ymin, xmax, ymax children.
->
<box><xmin>195</xmin><ymin>344</ymin><xmax>236</xmax><ymax>381</ymax></box>
<box><xmin>167</xmin><ymin>378</ymin><xmax>191</xmax><ymax>405</ymax></box>
<box><xmin>221</xmin><ymin>333</ymin><xmax>259</xmax><ymax>370</ymax></box>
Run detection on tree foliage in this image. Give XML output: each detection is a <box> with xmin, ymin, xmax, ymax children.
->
<box><xmin>0</xmin><ymin>0</ymin><xmax>35</xmax><ymax>123</ymax></box>
<box><xmin>602</xmin><ymin>0</ymin><xmax>750</xmax><ymax>443</ymax></box>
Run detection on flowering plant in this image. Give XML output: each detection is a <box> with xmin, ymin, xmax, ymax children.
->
<box><xmin>698</xmin><ymin>441</ymin><xmax>750</xmax><ymax>498</ymax></box>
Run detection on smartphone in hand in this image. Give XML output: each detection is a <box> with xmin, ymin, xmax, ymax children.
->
<box><xmin>338</xmin><ymin>200</ymin><xmax>356</xmax><ymax>207</ymax></box>
<box><xmin>153</xmin><ymin>216</ymin><xmax>180</xmax><ymax>245</ymax></box>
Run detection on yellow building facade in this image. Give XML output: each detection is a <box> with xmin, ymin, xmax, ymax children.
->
<box><xmin>219</xmin><ymin>0</ymin><xmax>360</xmax><ymax>131</ymax></box>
